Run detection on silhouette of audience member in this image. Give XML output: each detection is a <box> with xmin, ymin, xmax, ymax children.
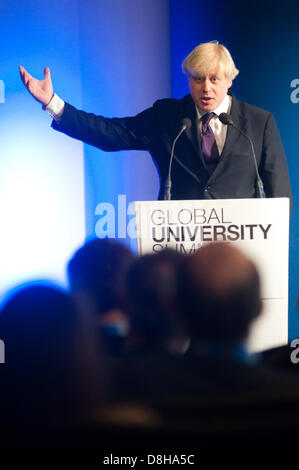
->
<box><xmin>178</xmin><ymin>242</ymin><xmax>261</xmax><ymax>357</ymax></box>
<box><xmin>0</xmin><ymin>283</ymin><xmax>105</xmax><ymax>446</ymax></box>
<box><xmin>173</xmin><ymin>242</ymin><xmax>299</xmax><ymax>396</ymax></box>
<box><xmin>150</xmin><ymin>242</ymin><xmax>299</xmax><ymax>446</ymax></box>
<box><xmin>67</xmin><ymin>238</ymin><xmax>136</xmax><ymax>356</ymax></box>
<box><xmin>107</xmin><ymin>249</ymin><xmax>196</xmax><ymax>403</ymax></box>
<box><xmin>125</xmin><ymin>249</ymin><xmax>187</xmax><ymax>354</ymax></box>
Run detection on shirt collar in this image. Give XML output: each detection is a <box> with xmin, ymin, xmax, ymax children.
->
<box><xmin>195</xmin><ymin>93</ymin><xmax>231</xmax><ymax>120</ymax></box>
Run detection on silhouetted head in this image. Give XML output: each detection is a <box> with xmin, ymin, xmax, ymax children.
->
<box><xmin>178</xmin><ymin>242</ymin><xmax>261</xmax><ymax>343</ymax></box>
<box><xmin>126</xmin><ymin>249</ymin><xmax>186</xmax><ymax>348</ymax></box>
<box><xmin>0</xmin><ymin>282</ymin><xmax>104</xmax><ymax>436</ymax></box>
<box><xmin>67</xmin><ymin>238</ymin><xmax>136</xmax><ymax>315</ymax></box>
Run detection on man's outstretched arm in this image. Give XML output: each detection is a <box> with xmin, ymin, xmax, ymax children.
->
<box><xmin>19</xmin><ymin>65</ymin><xmax>150</xmax><ymax>151</ymax></box>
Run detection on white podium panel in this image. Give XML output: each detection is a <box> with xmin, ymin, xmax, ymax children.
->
<box><xmin>134</xmin><ymin>198</ymin><xmax>290</xmax><ymax>352</ymax></box>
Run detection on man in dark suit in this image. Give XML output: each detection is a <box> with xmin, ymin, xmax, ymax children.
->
<box><xmin>19</xmin><ymin>42</ymin><xmax>292</xmax><ymax>202</ymax></box>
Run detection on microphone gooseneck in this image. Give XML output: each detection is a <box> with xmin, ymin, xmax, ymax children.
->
<box><xmin>164</xmin><ymin>118</ymin><xmax>192</xmax><ymax>200</ymax></box>
<box><xmin>218</xmin><ymin>113</ymin><xmax>265</xmax><ymax>199</ymax></box>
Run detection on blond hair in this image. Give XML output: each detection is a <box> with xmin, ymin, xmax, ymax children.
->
<box><xmin>182</xmin><ymin>42</ymin><xmax>239</xmax><ymax>81</ymax></box>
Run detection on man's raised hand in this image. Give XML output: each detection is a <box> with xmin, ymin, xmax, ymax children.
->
<box><xmin>19</xmin><ymin>66</ymin><xmax>54</xmax><ymax>107</ymax></box>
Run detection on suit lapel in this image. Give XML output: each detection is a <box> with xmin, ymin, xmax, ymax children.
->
<box><xmin>208</xmin><ymin>95</ymin><xmax>248</xmax><ymax>181</ymax></box>
<box><xmin>172</xmin><ymin>95</ymin><xmax>207</xmax><ymax>181</ymax></box>
<box><xmin>181</xmin><ymin>94</ymin><xmax>199</xmax><ymax>155</ymax></box>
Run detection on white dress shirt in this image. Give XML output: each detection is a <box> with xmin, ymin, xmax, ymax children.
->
<box><xmin>44</xmin><ymin>93</ymin><xmax>65</xmax><ymax>121</ymax></box>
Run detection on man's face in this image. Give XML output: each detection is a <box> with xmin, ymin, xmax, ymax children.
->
<box><xmin>188</xmin><ymin>70</ymin><xmax>232</xmax><ymax>112</ymax></box>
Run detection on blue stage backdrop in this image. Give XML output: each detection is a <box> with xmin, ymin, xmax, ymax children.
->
<box><xmin>76</xmin><ymin>0</ymin><xmax>171</xmax><ymax>240</ymax></box>
<box><xmin>0</xmin><ymin>0</ymin><xmax>298</xmax><ymax>341</ymax></box>
<box><xmin>170</xmin><ymin>0</ymin><xmax>299</xmax><ymax>339</ymax></box>
<box><xmin>0</xmin><ymin>0</ymin><xmax>170</xmax><ymax>300</ymax></box>
<box><xmin>0</xmin><ymin>0</ymin><xmax>86</xmax><ymax>299</ymax></box>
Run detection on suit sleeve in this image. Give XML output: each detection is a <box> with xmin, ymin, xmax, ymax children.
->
<box><xmin>260</xmin><ymin>113</ymin><xmax>292</xmax><ymax>206</ymax></box>
<box><xmin>51</xmin><ymin>102</ymin><xmax>152</xmax><ymax>152</ymax></box>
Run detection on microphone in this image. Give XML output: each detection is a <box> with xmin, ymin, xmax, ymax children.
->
<box><xmin>164</xmin><ymin>118</ymin><xmax>192</xmax><ymax>200</ymax></box>
<box><xmin>218</xmin><ymin>112</ymin><xmax>234</xmax><ymax>126</ymax></box>
<box><xmin>218</xmin><ymin>112</ymin><xmax>265</xmax><ymax>198</ymax></box>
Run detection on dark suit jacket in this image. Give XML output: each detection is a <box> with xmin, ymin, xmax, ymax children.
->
<box><xmin>52</xmin><ymin>93</ymin><xmax>292</xmax><ymax>202</ymax></box>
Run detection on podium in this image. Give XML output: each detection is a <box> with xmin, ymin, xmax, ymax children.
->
<box><xmin>134</xmin><ymin>198</ymin><xmax>290</xmax><ymax>353</ymax></box>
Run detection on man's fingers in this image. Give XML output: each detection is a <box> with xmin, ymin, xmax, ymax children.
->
<box><xmin>19</xmin><ymin>65</ymin><xmax>53</xmax><ymax>104</ymax></box>
<box><xmin>19</xmin><ymin>65</ymin><xmax>33</xmax><ymax>87</ymax></box>
<box><xmin>44</xmin><ymin>67</ymin><xmax>51</xmax><ymax>81</ymax></box>
<box><xmin>19</xmin><ymin>65</ymin><xmax>30</xmax><ymax>78</ymax></box>
<box><xmin>19</xmin><ymin>65</ymin><xmax>26</xmax><ymax>83</ymax></box>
